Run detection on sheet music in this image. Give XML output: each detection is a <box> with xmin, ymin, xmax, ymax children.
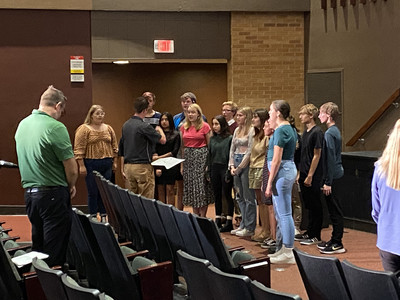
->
<box><xmin>11</xmin><ymin>251</ymin><xmax>49</xmax><ymax>268</ymax></box>
<box><xmin>151</xmin><ymin>157</ymin><xmax>185</xmax><ymax>169</ymax></box>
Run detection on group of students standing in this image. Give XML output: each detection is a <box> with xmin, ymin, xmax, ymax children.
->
<box><xmin>16</xmin><ymin>84</ymin><xmax>400</xmax><ymax>273</ymax></box>
<box><xmin>207</xmin><ymin>99</ymin><xmax>346</xmax><ymax>265</ymax></box>
<box><xmin>73</xmin><ymin>91</ymin><xmax>346</xmax><ymax>265</ymax></box>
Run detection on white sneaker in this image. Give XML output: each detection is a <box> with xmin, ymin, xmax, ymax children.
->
<box><xmin>230</xmin><ymin>227</ymin><xmax>243</xmax><ymax>235</ymax></box>
<box><xmin>295</xmin><ymin>228</ymin><xmax>301</xmax><ymax>236</ymax></box>
<box><xmin>235</xmin><ymin>228</ymin><xmax>255</xmax><ymax>237</ymax></box>
<box><xmin>268</xmin><ymin>246</ymin><xmax>283</xmax><ymax>258</ymax></box>
<box><xmin>270</xmin><ymin>246</ymin><xmax>296</xmax><ymax>264</ymax></box>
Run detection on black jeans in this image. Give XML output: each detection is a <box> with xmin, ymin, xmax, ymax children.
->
<box><xmin>380</xmin><ymin>249</ymin><xmax>400</xmax><ymax>273</ymax></box>
<box><xmin>25</xmin><ymin>186</ymin><xmax>72</xmax><ymax>267</ymax></box>
<box><xmin>211</xmin><ymin>163</ymin><xmax>234</xmax><ymax>217</ymax></box>
<box><xmin>299</xmin><ymin>175</ymin><xmax>323</xmax><ymax>240</ymax></box>
<box><xmin>324</xmin><ymin>179</ymin><xmax>344</xmax><ymax>244</ymax></box>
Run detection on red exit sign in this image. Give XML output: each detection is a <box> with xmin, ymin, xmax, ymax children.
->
<box><xmin>154</xmin><ymin>40</ymin><xmax>174</xmax><ymax>53</ymax></box>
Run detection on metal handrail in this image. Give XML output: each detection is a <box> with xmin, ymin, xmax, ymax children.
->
<box><xmin>346</xmin><ymin>88</ymin><xmax>400</xmax><ymax>146</ymax></box>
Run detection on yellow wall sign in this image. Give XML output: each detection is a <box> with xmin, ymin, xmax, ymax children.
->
<box><xmin>70</xmin><ymin>56</ymin><xmax>84</xmax><ymax>74</ymax></box>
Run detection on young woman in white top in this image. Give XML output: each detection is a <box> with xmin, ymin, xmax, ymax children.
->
<box><xmin>229</xmin><ymin>106</ymin><xmax>256</xmax><ymax>237</ymax></box>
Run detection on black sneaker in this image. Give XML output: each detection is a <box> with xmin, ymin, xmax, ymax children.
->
<box><xmin>260</xmin><ymin>239</ymin><xmax>276</xmax><ymax>249</ymax></box>
<box><xmin>300</xmin><ymin>237</ymin><xmax>321</xmax><ymax>246</ymax></box>
<box><xmin>294</xmin><ymin>232</ymin><xmax>310</xmax><ymax>241</ymax></box>
<box><xmin>319</xmin><ymin>243</ymin><xmax>346</xmax><ymax>254</ymax></box>
<box><xmin>317</xmin><ymin>240</ymin><xmax>332</xmax><ymax>250</ymax></box>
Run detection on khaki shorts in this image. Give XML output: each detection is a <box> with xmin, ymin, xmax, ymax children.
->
<box><xmin>248</xmin><ymin>167</ymin><xmax>263</xmax><ymax>189</ymax></box>
<box><xmin>124</xmin><ymin>163</ymin><xmax>155</xmax><ymax>199</ymax></box>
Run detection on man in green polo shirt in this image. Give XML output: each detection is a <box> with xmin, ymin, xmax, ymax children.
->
<box><xmin>15</xmin><ymin>85</ymin><xmax>78</xmax><ymax>267</ymax></box>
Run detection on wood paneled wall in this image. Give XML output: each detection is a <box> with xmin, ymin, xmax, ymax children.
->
<box><xmin>92</xmin><ymin>63</ymin><xmax>227</xmax><ymax>187</ymax></box>
<box><xmin>0</xmin><ymin>10</ymin><xmax>92</xmax><ymax>209</ymax></box>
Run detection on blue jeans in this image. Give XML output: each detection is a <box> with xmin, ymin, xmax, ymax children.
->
<box><xmin>268</xmin><ymin>160</ymin><xmax>297</xmax><ymax>248</ymax></box>
<box><xmin>233</xmin><ymin>154</ymin><xmax>257</xmax><ymax>232</ymax></box>
<box><xmin>84</xmin><ymin>158</ymin><xmax>113</xmax><ymax>214</ymax></box>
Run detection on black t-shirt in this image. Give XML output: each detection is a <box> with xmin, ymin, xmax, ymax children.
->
<box><xmin>299</xmin><ymin>125</ymin><xmax>324</xmax><ymax>179</ymax></box>
<box><xmin>119</xmin><ymin>116</ymin><xmax>161</xmax><ymax>164</ymax></box>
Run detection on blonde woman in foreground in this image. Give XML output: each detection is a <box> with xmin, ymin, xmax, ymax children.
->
<box><xmin>372</xmin><ymin>119</ymin><xmax>400</xmax><ymax>273</ymax></box>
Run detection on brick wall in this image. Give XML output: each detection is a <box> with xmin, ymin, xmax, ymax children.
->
<box><xmin>228</xmin><ymin>12</ymin><xmax>305</xmax><ymax>119</ymax></box>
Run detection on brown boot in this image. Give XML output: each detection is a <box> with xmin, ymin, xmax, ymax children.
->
<box><xmin>251</xmin><ymin>204</ymin><xmax>270</xmax><ymax>241</ymax></box>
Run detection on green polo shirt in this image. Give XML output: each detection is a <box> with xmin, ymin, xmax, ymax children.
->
<box><xmin>15</xmin><ymin>109</ymin><xmax>74</xmax><ymax>188</ymax></box>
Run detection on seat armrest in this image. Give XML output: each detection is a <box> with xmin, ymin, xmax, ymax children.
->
<box><xmin>228</xmin><ymin>246</ymin><xmax>245</xmax><ymax>254</ymax></box>
<box><xmin>238</xmin><ymin>256</ymin><xmax>271</xmax><ymax>288</ymax></box>
<box><xmin>1</xmin><ymin>236</ymin><xmax>20</xmax><ymax>242</ymax></box>
<box><xmin>119</xmin><ymin>241</ymin><xmax>134</xmax><ymax>247</ymax></box>
<box><xmin>126</xmin><ymin>250</ymin><xmax>150</xmax><ymax>261</ymax></box>
<box><xmin>7</xmin><ymin>245</ymin><xmax>31</xmax><ymax>255</ymax></box>
<box><xmin>137</xmin><ymin>261</ymin><xmax>173</xmax><ymax>300</ymax></box>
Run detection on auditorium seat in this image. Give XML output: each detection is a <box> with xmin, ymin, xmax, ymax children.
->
<box><xmin>206</xmin><ymin>264</ymin><xmax>253</xmax><ymax>300</ymax></box>
<box><xmin>32</xmin><ymin>257</ymin><xmax>68</xmax><ymax>300</ymax></box>
<box><xmin>155</xmin><ymin>200</ymin><xmax>187</xmax><ymax>277</ymax></box>
<box><xmin>61</xmin><ymin>273</ymin><xmax>114</xmax><ymax>300</ymax></box>
<box><xmin>89</xmin><ymin>217</ymin><xmax>173</xmax><ymax>300</ymax></box>
<box><xmin>104</xmin><ymin>181</ymin><xmax>135</xmax><ymax>243</ymax></box>
<box><xmin>126</xmin><ymin>190</ymin><xmax>160</xmax><ymax>260</ymax></box>
<box><xmin>250</xmin><ymin>280</ymin><xmax>302</xmax><ymax>300</ymax></box>
<box><xmin>0</xmin><ymin>225</ymin><xmax>12</xmax><ymax>234</ymax></box>
<box><xmin>140</xmin><ymin>196</ymin><xmax>178</xmax><ymax>277</ymax></box>
<box><xmin>293</xmin><ymin>247</ymin><xmax>350</xmax><ymax>300</ymax></box>
<box><xmin>93</xmin><ymin>171</ymin><xmax>120</xmax><ymax>235</ymax></box>
<box><xmin>195</xmin><ymin>215</ymin><xmax>271</xmax><ymax>287</ymax></box>
<box><xmin>0</xmin><ymin>238</ymin><xmax>25</xmax><ymax>299</ymax></box>
<box><xmin>2</xmin><ymin>239</ymin><xmax>31</xmax><ymax>256</ymax></box>
<box><xmin>341</xmin><ymin>259</ymin><xmax>400</xmax><ymax>300</ymax></box>
<box><xmin>171</xmin><ymin>208</ymin><xmax>206</xmax><ymax>259</ymax></box>
<box><xmin>69</xmin><ymin>208</ymin><xmax>114</xmax><ymax>292</ymax></box>
<box><xmin>0</xmin><ymin>231</ymin><xmax>20</xmax><ymax>242</ymax></box>
<box><xmin>115</xmin><ymin>186</ymin><xmax>145</xmax><ymax>250</ymax></box>
<box><xmin>176</xmin><ymin>249</ymin><xmax>213</xmax><ymax>300</ymax></box>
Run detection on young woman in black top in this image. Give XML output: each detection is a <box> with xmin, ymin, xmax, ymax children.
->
<box><xmin>153</xmin><ymin>112</ymin><xmax>181</xmax><ymax>205</ymax></box>
<box><xmin>207</xmin><ymin>115</ymin><xmax>233</xmax><ymax>231</ymax></box>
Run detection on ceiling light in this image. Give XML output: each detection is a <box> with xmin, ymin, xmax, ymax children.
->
<box><xmin>113</xmin><ymin>60</ymin><xmax>130</xmax><ymax>65</ymax></box>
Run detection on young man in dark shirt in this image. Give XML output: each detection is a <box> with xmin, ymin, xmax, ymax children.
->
<box><xmin>119</xmin><ymin>96</ymin><xmax>166</xmax><ymax>198</ymax></box>
<box><xmin>318</xmin><ymin>102</ymin><xmax>345</xmax><ymax>254</ymax></box>
<box><xmin>295</xmin><ymin>104</ymin><xmax>324</xmax><ymax>246</ymax></box>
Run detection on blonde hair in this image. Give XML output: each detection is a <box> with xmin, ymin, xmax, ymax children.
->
<box><xmin>183</xmin><ymin>103</ymin><xmax>204</xmax><ymax>131</ymax></box>
<box><xmin>299</xmin><ymin>104</ymin><xmax>319</xmax><ymax>121</ymax></box>
<box><xmin>84</xmin><ymin>105</ymin><xmax>104</xmax><ymax>124</ymax></box>
<box><xmin>320</xmin><ymin>102</ymin><xmax>340</xmax><ymax>121</ymax></box>
<box><xmin>237</xmin><ymin>106</ymin><xmax>253</xmax><ymax>136</ymax></box>
<box><xmin>222</xmin><ymin>101</ymin><xmax>238</xmax><ymax>113</ymax></box>
<box><xmin>376</xmin><ymin>119</ymin><xmax>400</xmax><ymax>190</ymax></box>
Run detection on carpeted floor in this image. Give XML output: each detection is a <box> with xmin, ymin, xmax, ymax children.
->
<box><xmin>1</xmin><ymin>204</ymin><xmax>382</xmax><ymax>300</ymax></box>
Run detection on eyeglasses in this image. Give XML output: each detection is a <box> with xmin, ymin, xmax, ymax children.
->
<box><xmin>222</xmin><ymin>109</ymin><xmax>232</xmax><ymax>112</ymax></box>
